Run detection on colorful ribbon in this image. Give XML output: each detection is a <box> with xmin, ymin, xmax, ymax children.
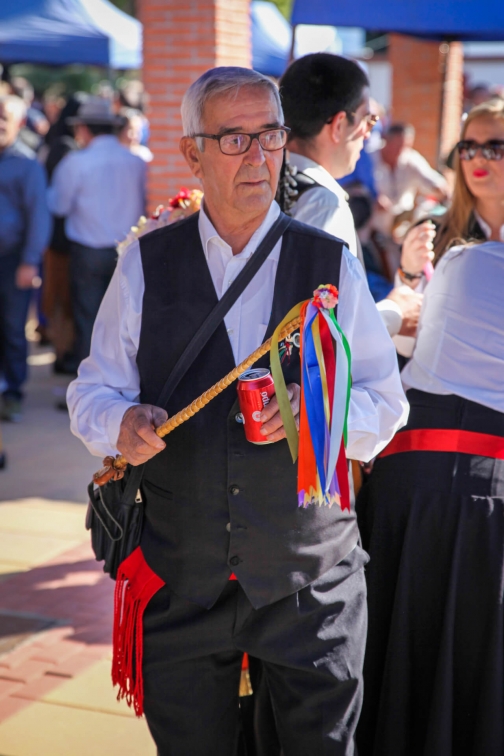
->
<box><xmin>270</xmin><ymin>285</ymin><xmax>352</xmax><ymax>511</ymax></box>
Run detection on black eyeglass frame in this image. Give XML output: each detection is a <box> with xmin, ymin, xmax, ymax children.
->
<box><xmin>456</xmin><ymin>139</ymin><xmax>504</xmax><ymax>161</ymax></box>
<box><xmin>191</xmin><ymin>127</ymin><xmax>291</xmax><ymax>155</ymax></box>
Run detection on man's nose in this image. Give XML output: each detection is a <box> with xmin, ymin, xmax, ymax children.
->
<box><xmin>245</xmin><ymin>137</ymin><xmax>266</xmax><ymax>164</ymax></box>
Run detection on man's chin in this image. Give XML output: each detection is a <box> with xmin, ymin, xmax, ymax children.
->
<box><xmin>235</xmin><ymin>184</ymin><xmax>273</xmax><ymax>211</ymax></box>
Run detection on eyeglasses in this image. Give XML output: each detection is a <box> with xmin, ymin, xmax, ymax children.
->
<box><xmin>192</xmin><ymin>127</ymin><xmax>290</xmax><ymax>156</ymax></box>
<box><xmin>456</xmin><ymin>140</ymin><xmax>504</xmax><ymax>161</ymax></box>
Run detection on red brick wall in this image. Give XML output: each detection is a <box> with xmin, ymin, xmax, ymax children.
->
<box><xmin>389</xmin><ymin>34</ymin><xmax>463</xmax><ymax>171</ymax></box>
<box><xmin>138</xmin><ymin>0</ymin><xmax>252</xmax><ymax>212</ymax></box>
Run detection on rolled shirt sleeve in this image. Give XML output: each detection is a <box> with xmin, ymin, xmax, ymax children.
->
<box><xmin>338</xmin><ymin>249</ymin><xmax>409</xmax><ymax>461</ymax></box>
<box><xmin>47</xmin><ymin>151</ymin><xmax>79</xmax><ymax>219</ymax></box>
<box><xmin>21</xmin><ymin>159</ymin><xmax>52</xmax><ymax>266</ymax></box>
<box><xmin>67</xmin><ymin>240</ymin><xmax>144</xmax><ymax>458</ymax></box>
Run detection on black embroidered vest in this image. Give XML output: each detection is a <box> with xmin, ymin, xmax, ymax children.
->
<box><xmin>137</xmin><ymin>213</ymin><xmax>358</xmax><ymax>609</ymax></box>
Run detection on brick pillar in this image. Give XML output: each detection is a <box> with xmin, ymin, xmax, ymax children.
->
<box><xmin>389</xmin><ymin>34</ymin><xmax>463</xmax><ymax>170</ymax></box>
<box><xmin>138</xmin><ymin>0</ymin><xmax>252</xmax><ymax>212</ymax></box>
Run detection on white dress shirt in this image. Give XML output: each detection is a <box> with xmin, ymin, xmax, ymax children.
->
<box><xmin>401</xmin><ymin>241</ymin><xmax>504</xmax><ymax>412</ymax></box>
<box><xmin>288</xmin><ymin>153</ymin><xmax>358</xmax><ymax>258</ymax></box>
<box><xmin>67</xmin><ymin>201</ymin><xmax>408</xmax><ymax>461</ymax></box>
<box><xmin>47</xmin><ymin>135</ymin><xmax>146</xmax><ymax>248</ymax></box>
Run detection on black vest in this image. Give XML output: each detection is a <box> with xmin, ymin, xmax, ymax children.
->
<box><xmin>137</xmin><ymin>213</ymin><xmax>358</xmax><ymax>609</ymax></box>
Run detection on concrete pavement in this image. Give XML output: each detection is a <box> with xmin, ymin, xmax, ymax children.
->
<box><xmin>0</xmin><ymin>335</ymin><xmax>156</xmax><ymax>755</ymax></box>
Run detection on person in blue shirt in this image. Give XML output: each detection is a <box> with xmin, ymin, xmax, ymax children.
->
<box><xmin>0</xmin><ymin>95</ymin><xmax>51</xmax><ymax>422</ymax></box>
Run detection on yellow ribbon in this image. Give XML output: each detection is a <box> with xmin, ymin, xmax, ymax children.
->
<box><xmin>269</xmin><ymin>302</ymin><xmax>305</xmax><ymax>463</ymax></box>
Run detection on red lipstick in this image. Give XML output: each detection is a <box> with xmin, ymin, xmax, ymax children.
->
<box><xmin>473</xmin><ymin>169</ymin><xmax>489</xmax><ymax>178</ymax></box>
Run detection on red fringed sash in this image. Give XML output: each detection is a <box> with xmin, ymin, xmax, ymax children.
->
<box><xmin>112</xmin><ymin>546</ymin><xmax>165</xmax><ymax>716</ymax></box>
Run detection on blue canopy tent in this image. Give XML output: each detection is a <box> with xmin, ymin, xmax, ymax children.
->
<box><xmin>291</xmin><ymin>0</ymin><xmax>504</xmax><ymax>41</ymax></box>
<box><xmin>252</xmin><ymin>1</ymin><xmax>292</xmax><ymax>77</ymax></box>
<box><xmin>0</xmin><ymin>0</ymin><xmax>141</xmax><ymax>68</ymax></box>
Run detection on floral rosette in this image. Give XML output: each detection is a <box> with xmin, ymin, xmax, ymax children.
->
<box><xmin>117</xmin><ymin>188</ymin><xmax>203</xmax><ymax>255</ymax></box>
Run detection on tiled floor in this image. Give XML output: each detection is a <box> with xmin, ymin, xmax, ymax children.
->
<box><xmin>0</xmin><ymin>344</ymin><xmax>155</xmax><ymax>755</ymax></box>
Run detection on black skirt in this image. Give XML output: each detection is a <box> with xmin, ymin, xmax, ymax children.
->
<box><xmin>356</xmin><ymin>389</ymin><xmax>504</xmax><ymax>756</ymax></box>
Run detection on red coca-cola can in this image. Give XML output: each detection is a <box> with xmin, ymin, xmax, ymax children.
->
<box><xmin>237</xmin><ymin>368</ymin><xmax>275</xmax><ymax>444</ymax></box>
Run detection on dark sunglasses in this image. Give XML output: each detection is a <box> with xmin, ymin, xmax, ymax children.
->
<box><xmin>456</xmin><ymin>140</ymin><xmax>504</xmax><ymax>161</ymax></box>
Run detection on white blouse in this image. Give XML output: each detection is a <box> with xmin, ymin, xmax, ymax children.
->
<box><xmin>401</xmin><ymin>241</ymin><xmax>504</xmax><ymax>413</ymax></box>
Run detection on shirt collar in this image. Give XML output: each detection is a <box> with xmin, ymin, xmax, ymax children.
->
<box><xmin>473</xmin><ymin>210</ymin><xmax>504</xmax><ymax>243</ymax></box>
<box><xmin>86</xmin><ymin>134</ymin><xmax>120</xmax><ymax>150</ymax></box>
<box><xmin>288</xmin><ymin>152</ymin><xmax>349</xmax><ymax>201</ymax></box>
<box><xmin>198</xmin><ymin>200</ymin><xmax>281</xmax><ymax>262</ymax></box>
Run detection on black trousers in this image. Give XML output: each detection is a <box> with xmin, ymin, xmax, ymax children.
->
<box><xmin>0</xmin><ymin>252</ymin><xmax>32</xmax><ymax>399</ymax></box>
<box><xmin>142</xmin><ymin>545</ymin><xmax>368</xmax><ymax>756</ymax></box>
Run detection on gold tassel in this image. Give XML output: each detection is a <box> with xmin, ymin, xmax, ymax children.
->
<box><xmin>239</xmin><ymin>667</ymin><xmax>253</xmax><ymax>697</ymax></box>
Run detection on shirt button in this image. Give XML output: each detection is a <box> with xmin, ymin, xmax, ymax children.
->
<box><xmin>229</xmin><ymin>485</ymin><xmax>240</xmax><ymax>495</ymax></box>
<box><xmin>226</xmin><ymin>522</ymin><xmax>231</xmax><ymax>532</ymax></box>
<box><xmin>235</xmin><ymin>413</ymin><xmax>244</xmax><ymax>424</ymax></box>
<box><xmin>230</xmin><ymin>556</ymin><xmax>240</xmax><ymax>566</ymax></box>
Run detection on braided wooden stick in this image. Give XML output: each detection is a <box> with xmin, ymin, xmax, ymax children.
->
<box><xmin>93</xmin><ymin>316</ymin><xmax>301</xmax><ymax>486</ymax></box>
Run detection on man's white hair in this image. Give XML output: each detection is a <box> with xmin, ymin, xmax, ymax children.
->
<box><xmin>0</xmin><ymin>95</ymin><xmax>27</xmax><ymax>124</ymax></box>
<box><xmin>181</xmin><ymin>67</ymin><xmax>283</xmax><ymax>149</ymax></box>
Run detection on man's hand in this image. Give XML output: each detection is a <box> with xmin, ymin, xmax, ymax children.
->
<box><xmin>15</xmin><ymin>264</ymin><xmax>38</xmax><ymax>290</ymax></box>
<box><xmin>400</xmin><ymin>221</ymin><xmax>436</xmax><ymax>288</ymax></box>
<box><xmin>116</xmin><ymin>404</ymin><xmax>168</xmax><ymax>465</ymax></box>
<box><xmin>386</xmin><ymin>285</ymin><xmax>423</xmax><ymax>338</ymax></box>
<box><xmin>259</xmin><ymin>383</ymin><xmax>300</xmax><ymax>443</ymax></box>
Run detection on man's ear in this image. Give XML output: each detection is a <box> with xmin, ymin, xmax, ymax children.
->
<box><xmin>180</xmin><ymin>136</ymin><xmax>203</xmax><ymax>179</ymax></box>
<box><xmin>328</xmin><ymin>111</ymin><xmax>347</xmax><ymax>146</ymax></box>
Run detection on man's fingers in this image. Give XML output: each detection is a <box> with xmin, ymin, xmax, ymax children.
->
<box><xmin>136</xmin><ymin>421</ymin><xmax>166</xmax><ymax>450</ymax></box>
<box><xmin>152</xmin><ymin>407</ymin><xmax>169</xmax><ymax>427</ymax></box>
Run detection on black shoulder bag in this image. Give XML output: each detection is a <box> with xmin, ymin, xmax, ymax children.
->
<box><xmin>86</xmin><ymin>212</ymin><xmax>292</xmax><ymax>578</ymax></box>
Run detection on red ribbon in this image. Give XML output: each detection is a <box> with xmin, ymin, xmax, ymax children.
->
<box><xmin>379</xmin><ymin>429</ymin><xmax>504</xmax><ymax>459</ymax></box>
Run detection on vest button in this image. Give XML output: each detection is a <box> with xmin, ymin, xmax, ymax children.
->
<box><xmin>226</xmin><ymin>522</ymin><xmax>231</xmax><ymax>532</ymax></box>
<box><xmin>230</xmin><ymin>556</ymin><xmax>240</xmax><ymax>566</ymax></box>
<box><xmin>235</xmin><ymin>413</ymin><xmax>244</xmax><ymax>424</ymax></box>
<box><xmin>229</xmin><ymin>485</ymin><xmax>240</xmax><ymax>495</ymax></box>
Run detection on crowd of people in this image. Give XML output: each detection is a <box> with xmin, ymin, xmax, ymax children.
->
<box><xmin>1</xmin><ymin>53</ymin><xmax>504</xmax><ymax>756</ymax></box>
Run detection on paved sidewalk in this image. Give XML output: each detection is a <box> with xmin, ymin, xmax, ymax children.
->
<box><xmin>0</xmin><ymin>342</ymin><xmax>155</xmax><ymax>755</ymax></box>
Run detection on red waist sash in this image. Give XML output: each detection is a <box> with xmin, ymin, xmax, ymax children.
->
<box><xmin>379</xmin><ymin>429</ymin><xmax>504</xmax><ymax>460</ymax></box>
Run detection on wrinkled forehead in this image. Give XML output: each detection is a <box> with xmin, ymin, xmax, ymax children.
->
<box><xmin>201</xmin><ymin>84</ymin><xmax>282</xmax><ymax>133</ymax></box>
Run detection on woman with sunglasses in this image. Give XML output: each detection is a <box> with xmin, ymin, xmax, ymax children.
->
<box><xmin>357</xmin><ymin>98</ymin><xmax>504</xmax><ymax>756</ymax></box>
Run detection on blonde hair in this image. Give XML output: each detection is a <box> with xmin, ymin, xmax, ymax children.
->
<box><xmin>434</xmin><ymin>98</ymin><xmax>504</xmax><ymax>261</ymax></box>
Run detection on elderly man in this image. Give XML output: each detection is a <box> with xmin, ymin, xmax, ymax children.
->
<box><xmin>68</xmin><ymin>68</ymin><xmax>407</xmax><ymax>755</ymax></box>
<box><xmin>0</xmin><ymin>95</ymin><xmax>51</xmax><ymax>422</ymax></box>
<box><xmin>373</xmin><ymin>122</ymin><xmax>449</xmax><ymax>234</ymax></box>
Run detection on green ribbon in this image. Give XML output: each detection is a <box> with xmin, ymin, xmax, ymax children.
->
<box><xmin>270</xmin><ymin>302</ymin><xmax>304</xmax><ymax>463</ymax></box>
<box><xmin>328</xmin><ymin>309</ymin><xmax>352</xmax><ymax>447</ymax></box>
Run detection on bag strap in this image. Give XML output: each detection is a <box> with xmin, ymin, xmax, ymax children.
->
<box><xmin>156</xmin><ymin>210</ymin><xmax>292</xmax><ymax>409</ymax></box>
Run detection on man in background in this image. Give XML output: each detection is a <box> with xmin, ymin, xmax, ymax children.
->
<box><xmin>0</xmin><ymin>95</ymin><xmax>51</xmax><ymax>422</ymax></box>
<box><xmin>372</xmin><ymin>122</ymin><xmax>448</xmax><ymax>237</ymax></box>
<box><xmin>280</xmin><ymin>55</ymin><xmax>422</xmax><ymax>343</ymax></box>
<box><xmin>47</xmin><ymin>97</ymin><xmax>146</xmax><ymax>367</ymax></box>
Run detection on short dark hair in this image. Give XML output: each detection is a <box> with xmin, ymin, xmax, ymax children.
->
<box><xmin>280</xmin><ymin>53</ymin><xmax>369</xmax><ymax>141</ymax></box>
<box><xmin>386</xmin><ymin>122</ymin><xmax>415</xmax><ymax>139</ymax></box>
<box><xmin>86</xmin><ymin>123</ymin><xmax>115</xmax><ymax>137</ymax></box>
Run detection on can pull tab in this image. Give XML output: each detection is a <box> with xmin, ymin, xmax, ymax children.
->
<box><xmin>135</xmin><ymin>489</ymin><xmax>143</xmax><ymax>504</ymax></box>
